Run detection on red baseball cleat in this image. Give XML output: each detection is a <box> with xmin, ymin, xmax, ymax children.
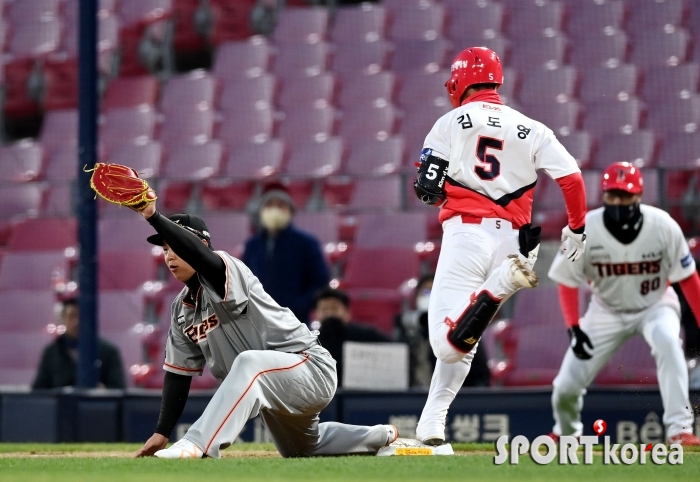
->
<box><xmin>668</xmin><ymin>433</ymin><xmax>700</xmax><ymax>446</ymax></box>
<box><xmin>547</xmin><ymin>432</ymin><xmax>559</xmax><ymax>443</ymax></box>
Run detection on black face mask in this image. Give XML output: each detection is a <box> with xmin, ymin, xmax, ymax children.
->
<box><xmin>603</xmin><ymin>202</ymin><xmax>641</xmax><ymax>227</ymax></box>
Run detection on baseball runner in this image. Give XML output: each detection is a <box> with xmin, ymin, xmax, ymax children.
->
<box><xmin>131</xmin><ymin>201</ymin><xmax>398</xmax><ymax>458</ymax></box>
<box><xmin>549</xmin><ymin>162</ymin><xmax>700</xmax><ymax>445</ymax></box>
<box><xmin>413</xmin><ymin>47</ymin><xmax>588</xmax><ymax>445</ymax></box>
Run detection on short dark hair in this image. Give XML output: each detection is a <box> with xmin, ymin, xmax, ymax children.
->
<box><xmin>460</xmin><ymin>83</ymin><xmax>500</xmax><ymax>103</ymax></box>
<box><xmin>315</xmin><ymin>287</ymin><xmax>350</xmax><ymax>308</ymax></box>
<box><xmin>416</xmin><ymin>273</ymin><xmax>435</xmax><ymax>291</ymax></box>
<box><xmin>62</xmin><ymin>298</ymin><xmax>78</xmax><ymax>308</ymax></box>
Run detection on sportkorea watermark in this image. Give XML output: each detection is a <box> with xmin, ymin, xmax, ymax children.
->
<box><xmin>494</xmin><ymin>419</ymin><xmax>684</xmax><ymax>466</ymax></box>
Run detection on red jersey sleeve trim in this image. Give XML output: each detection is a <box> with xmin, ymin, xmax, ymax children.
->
<box><xmin>555</xmin><ymin>172</ymin><xmax>587</xmax><ymax>231</ymax></box>
<box><xmin>558</xmin><ymin>284</ymin><xmax>580</xmax><ymax>328</ymax></box>
<box><xmin>679</xmin><ymin>272</ymin><xmax>700</xmax><ymax>327</ymax></box>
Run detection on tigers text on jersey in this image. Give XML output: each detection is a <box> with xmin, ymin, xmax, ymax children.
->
<box><xmin>164</xmin><ymin>251</ymin><xmax>318</xmax><ymax>381</ymax></box>
<box><xmin>423</xmin><ymin>95</ymin><xmax>580</xmax><ymax>226</ymax></box>
<box><xmin>548</xmin><ymin>205</ymin><xmax>696</xmax><ymax>313</ymax></box>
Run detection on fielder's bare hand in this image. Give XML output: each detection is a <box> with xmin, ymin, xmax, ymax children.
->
<box><xmin>135</xmin><ymin>433</ymin><xmax>169</xmax><ymax>457</ymax></box>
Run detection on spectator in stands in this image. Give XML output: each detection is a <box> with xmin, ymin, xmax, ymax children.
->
<box><xmin>314</xmin><ymin>287</ymin><xmax>392</xmax><ymax>386</ymax></box>
<box><xmin>32</xmin><ymin>298</ymin><xmax>126</xmax><ymax>390</ymax></box>
<box><xmin>396</xmin><ymin>274</ymin><xmax>491</xmax><ymax>388</ymax></box>
<box><xmin>243</xmin><ymin>183</ymin><xmax>330</xmax><ymax>324</ymax></box>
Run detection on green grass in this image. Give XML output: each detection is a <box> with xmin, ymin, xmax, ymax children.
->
<box><xmin>0</xmin><ymin>443</ymin><xmax>697</xmax><ymax>482</ymax></box>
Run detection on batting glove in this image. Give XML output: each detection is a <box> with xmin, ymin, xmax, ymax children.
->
<box><xmin>568</xmin><ymin>325</ymin><xmax>594</xmax><ymax>360</ymax></box>
<box><xmin>561</xmin><ymin>225</ymin><xmax>586</xmax><ymax>262</ymax></box>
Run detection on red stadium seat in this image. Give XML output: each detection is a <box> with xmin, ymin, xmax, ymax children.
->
<box><xmin>212</xmin><ymin>37</ymin><xmax>271</xmax><ymax>81</ymax></box>
<box><xmin>346</xmin><ymin>176</ymin><xmax>404</xmax><ymax>210</ymax></box>
<box><xmin>159</xmin><ymin>70</ymin><xmax>218</xmax><ymax>114</ymax></box>
<box><xmin>98</xmin><ymin>290</ymin><xmax>146</xmax><ymax>333</ymax></box>
<box><xmin>510</xmin><ymin>286</ymin><xmax>566</xmax><ymax>327</ymax></box>
<box><xmin>582</xmin><ymin>99</ymin><xmax>642</xmax><ymax>137</ymax></box>
<box><xmin>102</xmin><ymin>107</ymin><xmax>157</xmax><ymax>152</ymax></box>
<box><xmin>0</xmin><ymin>290</ymin><xmax>56</xmax><ymax>333</ymax></box>
<box><xmin>626</xmin><ymin>0</ymin><xmax>685</xmax><ymax>32</ymax></box>
<box><xmin>388</xmin><ymin>3</ymin><xmax>444</xmax><ymax>41</ymax></box>
<box><xmin>390</xmin><ymin>38</ymin><xmax>451</xmax><ymax>74</ymax></box>
<box><xmin>559</xmin><ymin>131</ymin><xmax>593</xmax><ymax>168</ymax></box>
<box><xmin>0</xmin><ymin>183</ymin><xmax>46</xmax><ymax>220</ymax></box>
<box><xmin>354</xmin><ymin>212</ymin><xmax>429</xmax><ymax>249</ymax></box>
<box><xmin>272</xmin><ymin>43</ymin><xmax>330</xmax><ymax>79</ymax></box>
<box><xmin>579</xmin><ymin>64</ymin><xmax>638</xmax><ymax>105</ymax></box>
<box><xmin>595</xmin><ymin>336</ymin><xmax>658</xmax><ymax>385</ymax></box>
<box><xmin>218</xmin><ymin>105</ymin><xmax>274</xmax><ymax>147</ymax></box>
<box><xmin>518</xmin><ymin>66</ymin><xmax>578</xmax><ymax>104</ymax></box>
<box><xmin>294</xmin><ymin>212</ymin><xmax>340</xmax><ymax>246</ymax></box>
<box><xmin>222</xmin><ymin>139</ymin><xmax>285</xmax><ymax>180</ymax></box>
<box><xmin>509</xmin><ymin>35</ymin><xmax>567</xmax><ymax>71</ymax></box>
<box><xmin>102</xmin><ymin>76</ymin><xmax>159</xmax><ymax>111</ymax></box>
<box><xmin>499</xmin><ymin>325</ymin><xmax>569</xmax><ymax>386</ymax></box>
<box><xmin>285</xmin><ymin>138</ymin><xmax>344</xmax><ymax>178</ymax></box>
<box><xmin>506</xmin><ymin>0</ymin><xmax>564</xmax><ymax>40</ymax></box>
<box><xmin>99</xmin><ymin>217</ymin><xmax>163</xmax><ymax>252</ymax></box>
<box><xmin>196</xmin><ymin>212</ymin><xmax>251</xmax><ymax>255</ymax></box>
<box><xmin>641</xmin><ymin>63</ymin><xmax>699</xmax><ymax>102</ymax></box>
<box><xmin>629</xmin><ymin>30</ymin><xmax>689</xmax><ymax>70</ymax></box>
<box><xmin>445</xmin><ymin>1</ymin><xmax>503</xmax><ymax>41</ymax></box>
<box><xmin>43</xmin><ymin>145</ymin><xmax>78</xmax><ymax>182</ymax></box>
<box><xmin>43</xmin><ymin>183</ymin><xmax>73</xmax><ymax>217</ymax></box>
<box><xmin>278</xmin><ymin>72</ymin><xmax>335</xmax><ymax>109</ymax></box>
<box><xmin>272</xmin><ymin>7</ymin><xmax>329</xmax><ymax>44</ymax></box>
<box><xmin>107</xmin><ymin>142</ymin><xmax>163</xmax><ymax>179</ymax></box>
<box><xmin>343</xmin><ymin>248</ymin><xmax>421</xmax><ymax>290</ymax></box>
<box><xmin>569</xmin><ymin>31</ymin><xmax>627</xmax><ymax>69</ymax></box>
<box><xmin>593</xmin><ymin>131</ymin><xmax>657</xmax><ymax>169</ymax></box>
<box><xmin>330</xmin><ymin>3</ymin><xmax>386</xmax><ymax>44</ymax></box>
<box><xmin>218</xmin><ymin>74</ymin><xmax>276</xmax><ymax>112</ymax></box>
<box><xmin>162</xmin><ymin>141</ymin><xmax>222</xmax><ymax>180</ymax></box>
<box><xmin>278</xmin><ymin>105</ymin><xmax>336</xmax><ymax>146</ymax></box>
<box><xmin>566</xmin><ymin>0</ymin><xmax>624</xmax><ymax>38</ymax></box>
<box><xmin>523</xmin><ymin>100</ymin><xmax>581</xmax><ymax>137</ymax></box>
<box><xmin>170</xmin><ymin>0</ymin><xmax>206</xmax><ymax>53</ymax></box>
<box><xmin>40</xmin><ymin>109</ymin><xmax>78</xmax><ymax>154</ymax></box>
<box><xmin>646</xmin><ymin>96</ymin><xmax>700</xmax><ymax>135</ymax></box>
<box><xmin>446</xmin><ymin>34</ymin><xmax>510</xmax><ymax>66</ymax></box>
<box><xmin>396</xmin><ymin>70</ymin><xmax>448</xmax><ymax>108</ymax></box>
<box><xmin>345</xmin><ymin>137</ymin><xmax>405</xmax><ymax>176</ymax></box>
<box><xmin>0</xmin><ymin>251</ymin><xmax>68</xmax><ymax>290</ymax></box>
<box><xmin>657</xmin><ymin>133</ymin><xmax>700</xmax><ymax>169</ymax></box>
<box><xmin>0</xmin><ymin>140</ymin><xmax>42</xmax><ymax>182</ymax></box>
<box><xmin>0</xmin><ymin>333</ymin><xmax>54</xmax><ymax>385</ymax></box>
<box><xmin>99</xmin><ymin>251</ymin><xmax>158</xmax><ymax>290</ymax></box>
<box><xmin>159</xmin><ymin>109</ymin><xmax>215</xmax><ymax>146</ymax></box>
<box><xmin>207</xmin><ymin>0</ymin><xmax>255</xmax><ymax>46</ymax></box>
<box><xmin>339</xmin><ymin>103</ymin><xmax>397</xmax><ymax>142</ymax></box>
<box><xmin>399</xmin><ymin>102</ymin><xmax>452</xmax><ymax>156</ymax></box>
<box><xmin>339</xmin><ymin>71</ymin><xmax>395</xmax><ymax>109</ymax></box>
<box><xmin>8</xmin><ymin>217</ymin><xmax>76</xmax><ymax>252</ymax></box>
<box><xmin>331</xmin><ymin>40</ymin><xmax>392</xmax><ymax>75</ymax></box>
<box><xmin>200</xmin><ymin>180</ymin><xmax>254</xmax><ymax>211</ymax></box>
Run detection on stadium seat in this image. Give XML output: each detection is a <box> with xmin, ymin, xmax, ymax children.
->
<box><xmin>396</xmin><ymin>70</ymin><xmax>447</xmax><ymax>108</ymax></box>
<box><xmin>102</xmin><ymin>107</ymin><xmax>157</xmax><ymax>152</ymax></box>
<box><xmin>196</xmin><ymin>212</ymin><xmax>251</xmax><ymax>255</ymax></box>
<box><xmin>446</xmin><ymin>34</ymin><xmax>510</xmax><ymax>66</ymax></box>
<box><xmin>593</xmin><ymin>131</ymin><xmax>657</xmax><ymax>169</ymax></box>
<box><xmin>200</xmin><ymin>180</ymin><xmax>255</xmax><ymax>212</ymax></box>
<box><xmin>102</xmin><ymin>76</ymin><xmax>159</xmax><ymax>111</ymax></box>
<box><xmin>339</xmin><ymin>71</ymin><xmax>395</xmax><ymax>109</ymax></box>
<box><xmin>582</xmin><ymin>99</ymin><xmax>642</xmax><ymax>137</ymax></box>
<box><xmin>294</xmin><ymin>212</ymin><xmax>340</xmax><ymax>246</ymax></box>
<box><xmin>626</xmin><ymin>0</ymin><xmax>685</xmax><ymax>32</ymax></box>
<box><xmin>532</xmin><ymin>174</ymin><xmax>568</xmax><ymax>238</ymax></box>
<box><xmin>354</xmin><ymin>212</ymin><xmax>428</xmax><ymax>249</ymax></box>
<box><xmin>7</xmin><ymin>17</ymin><xmax>61</xmax><ymax>59</ymax></box>
<box><xmin>222</xmin><ymin>139</ymin><xmax>285</xmax><ymax>180</ymax></box>
<box><xmin>272</xmin><ymin>42</ymin><xmax>330</xmax><ymax>79</ymax></box>
<box><xmin>272</xmin><ymin>7</ymin><xmax>328</xmax><ymax>44</ymax></box>
<box><xmin>339</xmin><ymin>103</ymin><xmax>397</xmax><ymax>142</ymax></box>
<box><xmin>569</xmin><ymin>31</ymin><xmax>627</xmax><ymax>69</ymax></box>
<box><xmin>219</xmin><ymin>74</ymin><xmax>276</xmax><ymax>112</ymax></box>
<box><xmin>107</xmin><ymin>142</ymin><xmax>162</xmax><ymax>179</ymax></box>
<box><xmin>579</xmin><ymin>64</ymin><xmax>638</xmax><ymax>105</ymax></box>
<box><xmin>8</xmin><ymin>217</ymin><xmax>76</xmax><ymax>252</ymax></box>
<box><xmin>509</xmin><ymin>35</ymin><xmax>567</xmax><ymax>71</ymax></box>
<box><xmin>559</xmin><ymin>131</ymin><xmax>592</xmax><ymax>168</ymax></box>
<box><xmin>510</xmin><ymin>286</ymin><xmax>566</xmax><ymax>327</ymax></box>
<box><xmin>594</xmin><ymin>336</ymin><xmax>658</xmax><ymax>385</ymax></box>
<box><xmin>445</xmin><ymin>1</ymin><xmax>503</xmax><ymax>41</ymax></box>
<box><xmin>207</xmin><ymin>0</ymin><xmax>256</xmax><ymax>46</ymax></box>
<box><xmin>657</xmin><ymin>133</ymin><xmax>700</xmax><ymax>169</ymax></box>
<box><xmin>499</xmin><ymin>325</ymin><xmax>569</xmax><ymax>386</ymax></box>
<box><xmin>629</xmin><ymin>30</ymin><xmax>689</xmax><ymax>69</ymax></box>
<box><xmin>40</xmin><ymin>109</ymin><xmax>78</xmax><ymax>154</ymax></box>
<box><xmin>98</xmin><ymin>290</ymin><xmax>145</xmax><ymax>333</ymax></box>
<box><xmin>331</xmin><ymin>40</ymin><xmax>392</xmax><ymax>75</ymax></box>
<box><xmin>103</xmin><ymin>330</ymin><xmax>147</xmax><ymax>382</ymax></box>
<box><xmin>278</xmin><ymin>105</ymin><xmax>336</xmax><ymax>145</ymax></box>
<box><xmin>330</xmin><ymin>3</ymin><xmax>386</xmax><ymax>44</ymax></box>
<box><xmin>43</xmin><ymin>183</ymin><xmax>73</xmax><ymax>217</ymax></box>
<box><xmin>390</xmin><ymin>38</ymin><xmax>451</xmax><ymax>74</ymax></box>
<box><xmin>0</xmin><ymin>252</ymin><xmax>69</xmax><ymax>290</ymax></box>
<box><xmin>646</xmin><ymin>96</ymin><xmax>700</xmax><ymax>135</ymax></box>
<box><xmin>99</xmin><ymin>217</ymin><xmax>164</xmax><ymax>252</ymax></box>
<box><xmin>212</xmin><ymin>37</ymin><xmax>271</xmax><ymax>81</ymax></box>
<box><xmin>285</xmin><ymin>138</ymin><xmax>344</xmax><ymax>178</ymax></box>
<box><xmin>218</xmin><ymin>105</ymin><xmax>274</xmax><ymax>147</ymax></box>
<box><xmin>159</xmin><ymin>109</ymin><xmax>215</xmax><ymax>146</ymax></box>
<box><xmin>0</xmin><ymin>290</ymin><xmax>56</xmax><ymax>333</ymax></box>
<box><xmin>0</xmin><ymin>140</ymin><xmax>42</xmax><ymax>182</ymax></box>
<box><xmin>169</xmin><ymin>0</ymin><xmax>206</xmax><ymax>53</ymax></box>
<box><xmin>566</xmin><ymin>0</ymin><xmax>625</xmax><ymax>38</ymax></box>
<box><xmin>0</xmin><ymin>333</ymin><xmax>54</xmax><ymax>385</ymax></box>
<box><xmin>118</xmin><ymin>0</ymin><xmax>172</xmax><ymax>28</ymax></box>
<box><xmin>162</xmin><ymin>141</ymin><xmax>222</xmax><ymax>181</ymax></box>
<box><xmin>7</xmin><ymin>0</ymin><xmax>60</xmax><ymax>23</ymax></box>
<box><xmin>0</xmin><ymin>183</ymin><xmax>46</xmax><ymax>220</ymax></box>
<box><xmin>388</xmin><ymin>3</ymin><xmax>445</xmax><ymax>41</ymax></box>
<box><xmin>345</xmin><ymin>137</ymin><xmax>405</xmax><ymax>176</ymax></box>
<box><xmin>399</xmin><ymin>102</ymin><xmax>452</xmax><ymax>156</ymax></box>
<box><xmin>345</xmin><ymin>176</ymin><xmax>404</xmax><ymax>210</ymax></box>
<box><xmin>159</xmin><ymin>70</ymin><xmax>218</xmax><ymax>115</ymax></box>
<box><xmin>99</xmin><ymin>251</ymin><xmax>158</xmax><ymax>290</ymax></box>
<box><xmin>518</xmin><ymin>66</ymin><xmax>578</xmax><ymax>104</ymax></box>
<box><xmin>42</xmin><ymin>145</ymin><xmax>78</xmax><ymax>182</ymax></box>
<box><xmin>278</xmin><ymin>72</ymin><xmax>335</xmax><ymax>109</ymax></box>
<box><xmin>506</xmin><ymin>0</ymin><xmax>564</xmax><ymax>40</ymax></box>
<box><xmin>642</xmin><ymin>63</ymin><xmax>699</xmax><ymax>102</ymax></box>
<box><xmin>523</xmin><ymin>101</ymin><xmax>581</xmax><ymax>137</ymax></box>
<box><xmin>343</xmin><ymin>248</ymin><xmax>421</xmax><ymax>290</ymax></box>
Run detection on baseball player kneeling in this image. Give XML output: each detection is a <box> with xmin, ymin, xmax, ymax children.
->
<box><xmin>133</xmin><ymin>200</ymin><xmax>397</xmax><ymax>458</ymax></box>
<box><xmin>548</xmin><ymin>162</ymin><xmax>700</xmax><ymax>446</ymax></box>
<box><xmin>413</xmin><ymin>47</ymin><xmax>588</xmax><ymax>446</ymax></box>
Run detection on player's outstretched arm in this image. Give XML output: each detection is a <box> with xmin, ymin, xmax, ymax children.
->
<box><xmin>556</xmin><ymin>173</ymin><xmax>587</xmax><ymax>261</ymax></box>
<box><xmin>678</xmin><ymin>271</ymin><xmax>700</xmax><ymax>326</ymax></box>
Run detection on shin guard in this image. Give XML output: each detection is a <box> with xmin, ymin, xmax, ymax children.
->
<box><xmin>447</xmin><ymin>291</ymin><xmax>501</xmax><ymax>354</ymax></box>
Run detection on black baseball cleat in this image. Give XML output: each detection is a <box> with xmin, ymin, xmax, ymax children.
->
<box><xmin>422</xmin><ymin>438</ymin><xmax>446</xmax><ymax>446</ymax></box>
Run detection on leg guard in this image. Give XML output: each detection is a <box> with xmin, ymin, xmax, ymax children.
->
<box><xmin>447</xmin><ymin>291</ymin><xmax>501</xmax><ymax>354</ymax></box>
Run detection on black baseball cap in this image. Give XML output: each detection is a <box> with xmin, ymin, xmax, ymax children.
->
<box><xmin>147</xmin><ymin>213</ymin><xmax>212</xmax><ymax>247</ymax></box>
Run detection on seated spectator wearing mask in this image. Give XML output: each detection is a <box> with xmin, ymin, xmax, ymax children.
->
<box><xmin>314</xmin><ymin>287</ymin><xmax>392</xmax><ymax>385</ymax></box>
<box><xmin>396</xmin><ymin>274</ymin><xmax>491</xmax><ymax>388</ymax></box>
<box><xmin>243</xmin><ymin>183</ymin><xmax>330</xmax><ymax>324</ymax></box>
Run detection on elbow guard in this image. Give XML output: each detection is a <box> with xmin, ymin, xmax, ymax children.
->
<box><xmin>414</xmin><ymin>150</ymin><xmax>448</xmax><ymax>206</ymax></box>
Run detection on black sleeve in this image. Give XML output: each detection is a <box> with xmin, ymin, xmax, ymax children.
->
<box><xmin>147</xmin><ymin>211</ymin><xmax>227</xmax><ymax>298</ymax></box>
<box><xmin>32</xmin><ymin>347</ymin><xmax>53</xmax><ymax>389</ymax></box>
<box><xmin>100</xmin><ymin>343</ymin><xmax>126</xmax><ymax>389</ymax></box>
<box><xmin>154</xmin><ymin>371</ymin><xmax>193</xmax><ymax>438</ymax></box>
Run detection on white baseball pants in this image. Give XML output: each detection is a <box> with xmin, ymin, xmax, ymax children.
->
<box><xmin>552</xmin><ymin>290</ymin><xmax>695</xmax><ymax>439</ymax></box>
<box><xmin>417</xmin><ymin>216</ymin><xmax>528</xmax><ymax>442</ymax></box>
<box><xmin>183</xmin><ymin>345</ymin><xmax>391</xmax><ymax>458</ymax></box>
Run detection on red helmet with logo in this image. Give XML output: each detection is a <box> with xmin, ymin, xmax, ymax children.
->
<box><xmin>601</xmin><ymin>162</ymin><xmax>643</xmax><ymax>194</ymax></box>
<box><xmin>445</xmin><ymin>47</ymin><xmax>504</xmax><ymax>109</ymax></box>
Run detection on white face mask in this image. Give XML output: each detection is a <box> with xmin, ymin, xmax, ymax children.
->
<box><xmin>260</xmin><ymin>206</ymin><xmax>292</xmax><ymax>232</ymax></box>
<box><xmin>416</xmin><ymin>291</ymin><xmax>431</xmax><ymax>312</ymax></box>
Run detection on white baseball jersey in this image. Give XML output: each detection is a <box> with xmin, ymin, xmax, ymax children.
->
<box><xmin>548</xmin><ymin>205</ymin><xmax>696</xmax><ymax>313</ymax></box>
<box><xmin>423</xmin><ymin>94</ymin><xmax>580</xmax><ymax>226</ymax></box>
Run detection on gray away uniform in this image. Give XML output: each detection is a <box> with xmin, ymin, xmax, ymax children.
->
<box><xmin>164</xmin><ymin>251</ymin><xmax>389</xmax><ymax>458</ymax></box>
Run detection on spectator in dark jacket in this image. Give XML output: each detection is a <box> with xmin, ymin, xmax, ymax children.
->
<box><xmin>243</xmin><ymin>184</ymin><xmax>330</xmax><ymax>324</ymax></box>
<box><xmin>33</xmin><ymin>298</ymin><xmax>126</xmax><ymax>389</ymax></box>
<box><xmin>314</xmin><ymin>287</ymin><xmax>392</xmax><ymax>385</ymax></box>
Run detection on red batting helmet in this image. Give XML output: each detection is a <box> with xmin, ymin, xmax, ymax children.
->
<box><xmin>445</xmin><ymin>47</ymin><xmax>504</xmax><ymax>109</ymax></box>
<box><xmin>601</xmin><ymin>162</ymin><xmax>643</xmax><ymax>194</ymax></box>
